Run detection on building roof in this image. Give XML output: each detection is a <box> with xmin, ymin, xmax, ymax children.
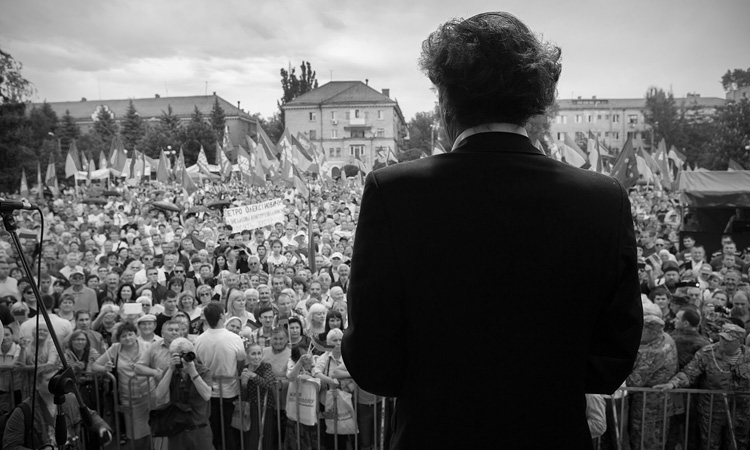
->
<box><xmin>283</xmin><ymin>81</ymin><xmax>395</xmax><ymax>107</ymax></box>
<box><xmin>557</xmin><ymin>96</ymin><xmax>725</xmax><ymax>110</ymax></box>
<box><xmin>33</xmin><ymin>94</ymin><xmax>255</xmax><ymax>122</ymax></box>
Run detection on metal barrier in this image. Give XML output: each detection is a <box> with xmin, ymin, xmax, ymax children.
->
<box><xmin>597</xmin><ymin>386</ymin><xmax>750</xmax><ymax>450</ymax></box>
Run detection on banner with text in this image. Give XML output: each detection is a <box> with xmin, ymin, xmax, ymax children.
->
<box><xmin>224</xmin><ymin>199</ymin><xmax>286</xmax><ymax>232</ymax></box>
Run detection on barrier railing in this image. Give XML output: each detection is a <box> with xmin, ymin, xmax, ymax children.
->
<box><xmin>598</xmin><ymin>386</ymin><xmax>750</xmax><ymax>450</ymax></box>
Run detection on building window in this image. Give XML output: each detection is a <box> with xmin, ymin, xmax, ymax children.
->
<box><xmin>309</xmin><ymin>130</ymin><xmax>316</xmax><ymax>139</ymax></box>
<box><xmin>329</xmin><ymin>148</ymin><xmax>335</xmax><ymax>157</ymax></box>
<box><xmin>587</xmin><ymin>115</ymin><xmax>594</xmax><ymax>123</ymax></box>
<box><xmin>345</xmin><ymin>111</ymin><xmax>350</xmax><ymax>120</ymax></box>
<box><xmin>350</xmin><ymin>145</ymin><xmax>365</xmax><ymax>157</ymax></box>
<box><xmin>377</xmin><ymin>110</ymin><xmax>383</xmax><ymax>120</ymax></box>
<box><xmin>612</xmin><ymin>114</ymin><xmax>620</xmax><ymax>123</ymax></box>
<box><xmin>575</xmin><ymin>115</ymin><xmax>582</xmax><ymax>123</ymax></box>
<box><xmin>354</xmin><ymin>109</ymin><xmax>361</xmax><ymax>119</ymax></box>
<box><xmin>597</xmin><ymin>114</ymin><xmax>602</xmax><ymax>120</ymax></box>
<box><xmin>627</xmin><ymin>131</ymin><xmax>636</xmax><ymax>140</ymax></box>
<box><xmin>309</xmin><ymin>112</ymin><xmax>316</xmax><ymax>121</ymax></box>
<box><xmin>613</xmin><ymin>132</ymin><xmax>620</xmax><ymax>140</ymax></box>
<box><xmin>335</xmin><ymin>148</ymin><xmax>342</xmax><ymax>157</ymax></box>
<box><xmin>331</xmin><ymin>129</ymin><xmax>338</xmax><ymax>138</ymax></box>
<box><xmin>575</xmin><ymin>132</ymin><xmax>586</xmax><ymax>142</ymax></box>
<box><xmin>628</xmin><ymin>114</ymin><xmax>638</xmax><ymax>124</ymax></box>
<box><xmin>331</xmin><ymin>111</ymin><xmax>336</xmax><ymax>120</ymax></box>
<box><xmin>376</xmin><ymin>128</ymin><xmax>385</xmax><ymax>138</ymax></box>
<box><xmin>351</xmin><ymin>130</ymin><xmax>365</xmax><ymax>138</ymax></box>
<box><xmin>557</xmin><ymin>132</ymin><xmax>564</xmax><ymax>141</ymax></box>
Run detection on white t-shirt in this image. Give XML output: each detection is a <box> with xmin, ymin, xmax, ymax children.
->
<box><xmin>195</xmin><ymin>327</ymin><xmax>245</xmax><ymax>398</ymax></box>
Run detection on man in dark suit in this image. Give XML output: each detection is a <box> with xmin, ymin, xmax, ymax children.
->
<box><xmin>342</xmin><ymin>12</ymin><xmax>643</xmax><ymax>450</ymax></box>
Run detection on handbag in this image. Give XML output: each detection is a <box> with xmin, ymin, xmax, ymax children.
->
<box><xmin>324</xmin><ymin>389</ymin><xmax>358</xmax><ymax>435</ymax></box>
<box><xmin>231</xmin><ymin>399</ymin><xmax>251</xmax><ymax>432</ymax></box>
<box><xmin>149</xmin><ymin>402</ymin><xmax>195</xmax><ymax>437</ymax></box>
<box><xmin>286</xmin><ymin>378</ymin><xmax>320</xmax><ymax>426</ymax></box>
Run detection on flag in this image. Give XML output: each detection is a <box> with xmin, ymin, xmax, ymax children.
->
<box><xmin>387</xmin><ymin>147</ymin><xmax>398</xmax><ymax>165</ymax></box>
<box><xmin>654</xmin><ymin>139</ymin><xmax>672</xmax><ymax>190</ymax></box>
<box><xmin>640</xmin><ymin>148</ymin><xmax>660</xmax><ymax>177</ymax></box>
<box><xmin>276</xmin><ymin>130</ymin><xmax>296</xmax><ymax>187</ymax></box>
<box><xmin>355</xmin><ymin>154</ymin><xmax>369</xmax><ymax>176</ymax></box>
<box><xmin>196</xmin><ymin>145</ymin><xmax>217</xmax><ymax>178</ymax></box>
<box><xmin>176</xmin><ymin>147</ymin><xmax>188</xmax><ymax>182</ymax></box>
<box><xmin>99</xmin><ymin>150</ymin><xmax>108</xmax><ymax>170</ymax></box>
<box><xmin>561</xmin><ymin>133</ymin><xmax>588</xmax><ymax>167</ymax></box>
<box><xmin>728</xmin><ymin>159</ymin><xmax>745</xmax><ymax>171</ymax></box>
<box><xmin>109</xmin><ymin>135</ymin><xmax>127</xmax><ymax>174</ymax></box>
<box><xmin>20</xmin><ymin>168</ymin><xmax>29</xmax><ymax>197</ymax></box>
<box><xmin>611</xmin><ymin>136</ymin><xmax>639</xmax><ymax>189</ymax></box>
<box><xmin>83</xmin><ymin>158</ymin><xmax>91</xmax><ymax>185</ymax></box>
<box><xmin>587</xmin><ymin>137</ymin><xmax>602</xmax><ymax>172</ymax></box>
<box><xmin>156</xmin><ymin>149</ymin><xmax>170</xmax><ymax>184</ymax></box>
<box><xmin>292</xmin><ymin>165</ymin><xmax>309</xmax><ymax>198</ymax></box>
<box><xmin>549</xmin><ymin>143</ymin><xmax>562</xmax><ymax>161</ymax></box>
<box><xmin>45</xmin><ymin>154</ymin><xmax>59</xmax><ymax>196</ymax></box>
<box><xmin>433</xmin><ymin>141</ymin><xmax>446</xmax><ymax>155</ymax></box>
<box><xmin>255</xmin><ymin>128</ymin><xmax>278</xmax><ymax>178</ymax></box>
<box><xmin>245</xmin><ymin>136</ymin><xmax>268</xmax><ymax>185</ymax></box>
<box><xmin>635</xmin><ymin>153</ymin><xmax>654</xmax><ymax>184</ymax></box>
<box><xmin>37</xmin><ymin>161</ymin><xmax>43</xmax><ymax>200</ymax></box>
<box><xmin>533</xmin><ymin>139</ymin><xmax>545</xmax><ymax>155</ymax></box>
<box><xmin>667</xmin><ymin>145</ymin><xmax>685</xmax><ymax>168</ymax></box>
<box><xmin>182</xmin><ymin>167</ymin><xmax>198</xmax><ymax>195</ymax></box>
<box><xmin>237</xmin><ymin>142</ymin><xmax>264</xmax><ymax>187</ymax></box>
<box><xmin>217</xmin><ymin>143</ymin><xmax>233</xmax><ymax>180</ymax></box>
<box><xmin>296</xmin><ymin>132</ymin><xmax>320</xmax><ymax>173</ymax></box>
<box><xmin>65</xmin><ymin>139</ymin><xmax>82</xmax><ymax>178</ymax></box>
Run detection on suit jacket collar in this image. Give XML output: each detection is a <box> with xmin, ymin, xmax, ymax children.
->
<box><xmin>450</xmin><ymin>132</ymin><xmax>545</xmax><ymax>157</ymax></box>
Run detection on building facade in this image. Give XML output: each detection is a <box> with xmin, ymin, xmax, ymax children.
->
<box><xmin>550</xmin><ymin>95</ymin><xmax>725</xmax><ymax>153</ymax></box>
<box><xmin>36</xmin><ymin>93</ymin><xmax>258</xmax><ymax>149</ymax></box>
<box><xmin>281</xmin><ymin>81</ymin><xmax>407</xmax><ymax>175</ymax></box>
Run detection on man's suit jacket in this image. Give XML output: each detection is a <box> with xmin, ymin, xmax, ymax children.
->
<box><xmin>342</xmin><ymin>132</ymin><xmax>643</xmax><ymax>450</ymax></box>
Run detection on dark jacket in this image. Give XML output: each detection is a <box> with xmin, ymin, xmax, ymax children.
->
<box><xmin>342</xmin><ymin>132</ymin><xmax>643</xmax><ymax>450</ymax></box>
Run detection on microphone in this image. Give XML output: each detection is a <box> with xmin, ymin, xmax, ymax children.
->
<box><xmin>0</xmin><ymin>199</ymin><xmax>37</xmax><ymax>213</ymax></box>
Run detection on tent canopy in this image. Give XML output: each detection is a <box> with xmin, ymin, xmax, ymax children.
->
<box><xmin>679</xmin><ymin>171</ymin><xmax>750</xmax><ymax>208</ymax></box>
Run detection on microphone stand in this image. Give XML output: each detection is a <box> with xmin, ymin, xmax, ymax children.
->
<box><xmin>1</xmin><ymin>210</ymin><xmax>99</xmax><ymax>449</ymax></box>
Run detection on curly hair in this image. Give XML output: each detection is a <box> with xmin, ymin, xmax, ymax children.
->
<box><xmin>419</xmin><ymin>12</ymin><xmax>561</xmax><ymax>127</ymax></box>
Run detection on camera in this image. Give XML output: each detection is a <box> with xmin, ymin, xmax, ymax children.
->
<box><xmin>175</xmin><ymin>351</ymin><xmax>196</xmax><ymax>369</ymax></box>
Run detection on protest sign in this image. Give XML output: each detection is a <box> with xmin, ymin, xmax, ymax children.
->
<box><xmin>224</xmin><ymin>198</ymin><xmax>285</xmax><ymax>232</ymax></box>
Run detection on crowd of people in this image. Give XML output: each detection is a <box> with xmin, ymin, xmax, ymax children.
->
<box><xmin>0</xmin><ymin>175</ymin><xmax>748</xmax><ymax>450</ymax></box>
<box><xmin>0</xmin><ymin>177</ymin><xmax>379</xmax><ymax>450</ymax></box>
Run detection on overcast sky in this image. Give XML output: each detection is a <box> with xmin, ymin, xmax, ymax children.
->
<box><xmin>2</xmin><ymin>0</ymin><xmax>748</xmax><ymax>120</ymax></box>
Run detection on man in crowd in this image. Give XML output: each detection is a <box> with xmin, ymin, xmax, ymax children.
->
<box><xmin>155</xmin><ymin>291</ymin><xmax>179</xmax><ymax>336</ymax></box>
<box><xmin>62</xmin><ymin>269</ymin><xmax>99</xmax><ymax>316</ymax></box>
<box><xmin>195</xmin><ymin>302</ymin><xmax>245</xmax><ymax>450</ymax></box>
<box><xmin>628</xmin><ymin>315</ymin><xmax>678</xmax><ymax>449</ymax></box>
<box><xmin>73</xmin><ymin>310</ymin><xmax>106</xmax><ymax>354</ymax></box>
<box><xmin>656</xmin><ymin>323</ymin><xmax>750</xmax><ymax>450</ymax></box>
<box><xmin>98</xmin><ymin>271</ymin><xmax>120</xmax><ymax>304</ymax></box>
<box><xmin>0</xmin><ymin>259</ymin><xmax>19</xmax><ymax>300</ymax></box>
<box><xmin>136</xmin><ymin>267</ymin><xmax>168</xmax><ymax>304</ymax></box>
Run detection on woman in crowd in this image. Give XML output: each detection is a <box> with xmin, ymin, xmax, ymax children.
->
<box><xmin>318</xmin><ymin>310</ymin><xmax>345</xmax><ymax>343</ymax></box>
<box><xmin>178</xmin><ymin>291</ymin><xmax>203</xmax><ymax>335</ymax></box>
<box><xmin>93</xmin><ymin>322</ymin><xmax>152</xmax><ymax>450</ymax></box>
<box><xmin>116</xmin><ymin>283</ymin><xmax>136</xmax><ymax>306</ymax></box>
<box><xmin>86</xmin><ymin>274</ymin><xmax>100</xmax><ymax>291</ymax></box>
<box><xmin>64</xmin><ymin>330</ymin><xmax>101</xmax><ymax>409</ymax></box>
<box><xmin>292</xmin><ymin>277</ymin><xmax>309</xmax><ymax>304</ymax></box>
<box><xmin>267</xmin><ymin>240</ymin><xmax>286</xmax><ymax>269</ymax></box>
<box><xmin>81</xmin><ymin>249</ymin><xmax>97</xmax><ymax>274</ymax></box>
<box><xmin>167</xmin><ymin>277</ymin><xmax>184</xmax><ymax>295</ymax></box>
<box><xmin>226</xmin><ymin>288</ymin><xmax>254</xmax><ymax>329</ymax></box>
<box><xmin>213</xmin><ymin>254</ymin><xmax>229</xmax><ymax>277</ymax></box>
<box><xmin>312</xmin><ymin>328</ymin><xmax>350</xmax><ymax>450</ymax></box>
<box><xmin>331</xmin><ymin>300</ymin><xmax>348</xmax><ymax>329</ymax></box>
<box><xmin>15</xmin><ymin>324</ymin><xmax>58</xmax><ymax>369</ymax></box>
<box><xmin>20</xmin><ymin>286</ymin><xmax>38</xmax><ymax>317</ymax></box>
<box><xmin>241</xmin><ymin>342</ymin><xmax>277</xmax><ymax>450</ymax></box>
<box><xmin>196</xmin><ymin>284</ymin><xmax>214</xmax><ymax>306</ymax></box>
<box><xmin>256</xmin><ymin>244</ymin><xmax>269</xmax><ymax>273</ymax></box>
<box><xmin>305</xmin><ymin>303</ymin><xmax>327</xmax><ymax>340</ymax></box>
<box><xmin>92</xmin><ymin>304</ymin><xmax>119</xmax><ymax>347</ymax></box>
<box><xmin>285</xmin><ymin>338</ymin><xmax>320</xmax><ymax>449</ymax></box>
<box><xmin>56</xmin><ymin>292</ymin><xmax>76</xmax><ymax>324</ymax></box>
<box><xmin>226</xmin><ymin>316</ymin><xmax>243</xmax><ymax>335</ymax></box>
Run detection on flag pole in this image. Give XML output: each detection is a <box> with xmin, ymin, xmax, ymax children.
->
<box><xmin>307</xmin><ymin>172</ymin><xmax>316</xmax><ymax>274</ymax></box>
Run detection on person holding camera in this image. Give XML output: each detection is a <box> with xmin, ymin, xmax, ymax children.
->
<box><xmin>153</xmin><ymin>337</ymin><xmax>212</xmax><ymax>450</ymax></box>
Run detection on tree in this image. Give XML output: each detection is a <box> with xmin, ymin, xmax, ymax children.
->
<box><xmin>704</xmin><ymin>98</ymin><xmax>750</xmax><ymax>169</ymax></box>
<box><xmin>59</xmin><ymin>110</ymin><xmax>80</xmax><ymax>152</ymax></box>
<box><xmin>178</xmin><ymin>105</ymin><xmax>216</xmax><ymax>165</ymax></box>
<box><xmin>210</xmin><ymin>97</ymin><xmax>226</xmax><ymax>142</ymax></box>
<box><xmin>91</xmin><ymin>105</ymin><xmax>119</xmax><ymax>154</ymax></box>
<box><xmin>26</xmin><ymin>102</ymin><xmax>58</xmax><ymax>155</ymax></box>
<box><xmin>721</xmin><ymin>67</ymin><xmax>750</xmax><ymax>91</ymax></box>
<box><xmin>406</xmin><ymin>111</ymin><xmax>443</xmax><ymax>154</ymax></box>
<box><xmin>0</xmin><ymin>48</ymin><xmax>34</xmax><ymax>104</ymax></box>
<box><xmin>278</xmin><ymin>61</ymin><xmax>319</xmax><ymax>124</ymax></box>
<box><xmin>644</xmin><ymin>87</ymin><xmax>683</xmax><ymax>151</ymax></box>
<box><xmin>252</xmin><ymin>112</ymin><xmax>283</xmax><ymax>145</ymax></box>
<box><xmin>141</xmin><ymin>104</ymin><xmax>182</xmax><ymax>158</ymax></box>
<box><xmin>121</xmin><ymin>100</ymin><xmax>146</xmax><ymax>151</ymax></box>
<box><xmin>524</xmin><ymin>103</ymin><xmax>558</xmax><ymax>151</ymax></box>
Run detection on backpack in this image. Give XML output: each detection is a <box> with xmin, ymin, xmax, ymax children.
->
<box><xmin>0</xmin><ymin>402</ymin><xmax>32</xmax><ymax>447</ymax></box>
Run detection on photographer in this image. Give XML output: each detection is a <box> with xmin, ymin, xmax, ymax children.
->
<box><xmin>153</xmin><ymin>337</ymin><xmax>212</xmax><ymax>450</ymax></box>
<box><xmin>3</xmin><ymin>366</ymin><xmax>111</xmax><ymax>450</ymax></box>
